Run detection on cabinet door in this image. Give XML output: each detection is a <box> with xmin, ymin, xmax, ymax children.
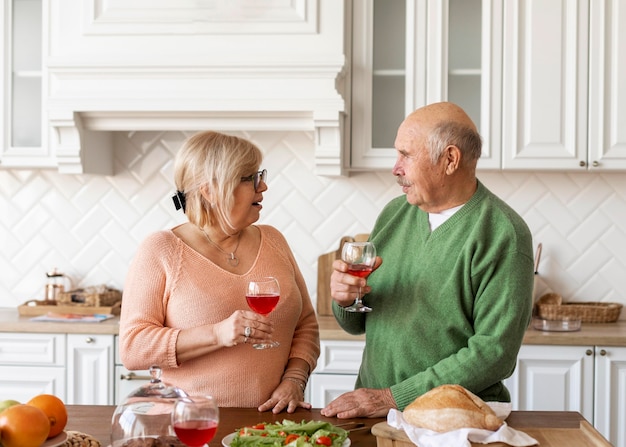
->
<box><xmin>309</xmin><ymin>374</ymin><xmax>358</xmax><ymax>408</ymax></box>
<box><xmin>501</xmin><ymin>0</ymin><xmax>589</xmax><ymax>170</ymax></box>
<box><xmin>594</xmin><ymin>346</ymin><xmax>626</xmax><ymax>447</ymax></box>
<box><xmin>350</xmin><ymin>0</ymin><xmax>502</xmax><ymax>170</ymax></box>
<box><xmin>588</xmin><ymin>0</ymin><xmax>626</xmax><ymax>170</ymax></box>
<box><xmin>0</xmin><ymin>0</ymin><xmax>52</xmax><ymax>168</ymax></box>
<box><xmin>66</xmin><ymin>334</ymin><xmax>114</xmax><ymax>405</ymax></box>
<box><xmin>0</xmin><ymin>366</ymin><xmax>66</xmax><ymax>402</ymax></box>
<box><xmin>505</xmin><ymin>345</ymin><xmax>594</xmax><ymax>422</ymax></box>
<box><xmin>115</xmin><ymin>366</ymin><xmax>151</xmax><ymax>405</ymax></box>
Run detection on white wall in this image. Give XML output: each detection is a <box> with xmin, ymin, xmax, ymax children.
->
<box><xmin>1</xmin><ymin>130</ymin><xmax>624</xmax><ymax>319</ymax></box>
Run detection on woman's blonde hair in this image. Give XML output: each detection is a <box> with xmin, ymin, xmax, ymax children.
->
<box><xmin>173</xmin><ymin>131</ymin><xmax>263</xmax><ymax>234</ymax></box>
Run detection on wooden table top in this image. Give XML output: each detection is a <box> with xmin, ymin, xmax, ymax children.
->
<box><xmin>66</xmin><ymin>405</ymin><xmax>381</xmax><ymax>447</ymax></box>
<box><xmin>65</xmin><ymin>406</ymin><xmax>611</xmax><ymax>447</ymax></box>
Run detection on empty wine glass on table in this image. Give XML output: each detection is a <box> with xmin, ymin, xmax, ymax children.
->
<box><xmin>172</xmin><ymin>396</ymin><xmax>219</xmax><ymax>447</ymax></box>
<box><xmin>341</xmin><ymin>241</ymin><xmax>377</xmax><ymax>312</ymax></box>
<box><xmin>246</xmin><ymin>276</ymin><xmax>280</xmax><ymax>349</ymax></box>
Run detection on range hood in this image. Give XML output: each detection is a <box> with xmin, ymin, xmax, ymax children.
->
<box><xmin>47</xmin><ymin>0</ymin><xmax>348</xmax><ymax>176</ymax></box>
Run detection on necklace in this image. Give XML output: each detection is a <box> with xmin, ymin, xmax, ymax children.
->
<box><xmin>201</xmin><ymin>228</ymin><xmax>242</xmax><ymax>267</ymax></box>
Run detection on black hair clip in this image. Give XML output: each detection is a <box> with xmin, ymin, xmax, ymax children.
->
<box><xmin>172</xmin><ymin>190</ymin><xmax>186</xmax><ymax>212</ymax></box>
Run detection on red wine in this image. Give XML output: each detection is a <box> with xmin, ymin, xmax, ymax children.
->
<box><xmin>347</xmin><ymin>264</ymin><xmax>373</xmax><ymax>278</ymax></box>
<box><xmin>246</xmin><ymin>294</ymin><xmax>279</xmax><ymax>315</ymax></box>
<box><xmin>174</xmin><ymin>420</ymin><xmax>218</xmax><ymax>447</ymax></box>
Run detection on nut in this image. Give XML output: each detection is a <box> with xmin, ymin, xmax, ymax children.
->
<box><xmin>62</xmin><ymin>431</ymin><xmax>101</xmax><ymax>447</ymax></box>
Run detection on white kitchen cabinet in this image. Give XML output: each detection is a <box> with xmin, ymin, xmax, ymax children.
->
<box><xmin>0</xmin><ymin>0</ymin><xmax>54</xmax><ymax>169</ymax></box>
<box><xmin>0</xmin><ymin>333</ymin><xmax>66</xmax><ymax>401</ymax></box>
<box><xmin>349</xmin><ymin>0</ymin><xmax>503</xmax><ymax>170</ymax></box>
<box><xmin>309</xmin><ymin>340</ymin><xmax>364</xmax><ymax>407</ymax></box>
<box><xmin>114</xmin><ymin>335</ymin><xmax>151</xmax><ymax>404</ymax></box>
<box><xmin>503</xmin><ymin>345</ymin><xmax>594</xmax><ymax>419</ymax></box>
<box><xmin>499</xmin><ymin>0</ymin><xmax>626</xmax><ymax>170</ymax></box>
<box><xmin>504</xmin><ymin>344</ymin><xmax>626</xmax><ymax>447</ymax></box>
<box><xmin>349</xmin><ymin>0</ymin><xmax>626</xmax><ymax>172</ymax></box>
<box><xmin>594</xmin><ymin>346</ymin><xmax>626</xmax><ymax>447</ymax></box>
<box><xmin>66</xmin><ymin>333</ymin><xmax>114</xmax><ymax>405</ymax></box>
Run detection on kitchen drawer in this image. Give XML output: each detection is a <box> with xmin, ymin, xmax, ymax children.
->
<box><xmin>0</xmin><ymin>333</ymin><xmax>65</xmax><ymax>366</ymax></box>
<box><xmin>309</xmin><ymin>374</ymin><xmax>357</xmax><ymax>408</ymax></box>
<box><xmin>314</xmin><ymin>340</ymin><xmax>365</xmax><ymax>374</ymax></box>
<box><xmin>115</xmin><ymin>365</ymin><xmax>152</xmax><ymax>404</ymax></box>
<box><xmin>0</xmin><ymin>365</ymin><xmax>66</xmax><ymax>401</ymax></box>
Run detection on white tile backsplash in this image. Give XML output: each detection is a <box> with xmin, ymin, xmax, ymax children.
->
<box><xmin>0</xmin><ymin>131</ymin><xmax>624</xmax><ymax>320</ymax></box>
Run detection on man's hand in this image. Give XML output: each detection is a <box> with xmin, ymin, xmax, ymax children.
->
<box><xmin>320</xmin><ymin>388</ymin><xmax>396</xmax><ymax>418</ymax></box>
<box><xmin>330</xmin><ymin>257</ymin><xmax>383</xmax><ymax>307</ymax></box>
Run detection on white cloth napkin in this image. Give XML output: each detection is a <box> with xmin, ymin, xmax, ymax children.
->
<box><xmin>387</xmin><ymin>405</ymin><xmax>539</xmax><ymax>447</ymax></box>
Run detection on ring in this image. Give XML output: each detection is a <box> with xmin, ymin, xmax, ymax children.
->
<box><xmin>244</xmin><ymin>326</ymin><xmax>252</xmax><ymax>337</ymax></box>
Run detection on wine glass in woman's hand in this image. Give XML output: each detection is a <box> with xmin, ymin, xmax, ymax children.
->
<box><xmin>246</xmin><ymin>277</ymin><xmax>280</xmax><ymax>349</ymax></box>
<box><xmin>172</xmin><ymin>396</ymin><xmax>219</xmax><ymax>447</ymax></box>
<box><xmin>341</xmin><ymin>241</ymin><xmax>376</xmax><ymax>312</ymax></box>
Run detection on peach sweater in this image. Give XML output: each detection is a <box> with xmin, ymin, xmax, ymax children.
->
<box><xmin>119</xmin><ymin>225</ymin><xmax>320</xmax><ymax>407</ymax></box>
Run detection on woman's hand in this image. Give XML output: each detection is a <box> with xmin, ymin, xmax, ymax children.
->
<box><xmin>330</xmin><ymin>256</ymin><xmax>383</xmax><ymax>307</ymax></box>
<box><xmin>258</xmin><ymin>379</ymin><xmax>311</xmax><ymax>414</ymax></box>
<box><xmin>213</xmin><ymin>310</ymin><xmax>273</xmax><ymax>347</ymax></box>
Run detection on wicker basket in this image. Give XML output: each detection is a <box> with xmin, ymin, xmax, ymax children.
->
<box><xmin>57</xmin><ymin>286</ymin><xmax>122</xmax><ymax>307</ymax></box>
<box><xmin>535</xmin><ymin>293</ymin><xmax>623</xmax><ymax>323</ymax></box>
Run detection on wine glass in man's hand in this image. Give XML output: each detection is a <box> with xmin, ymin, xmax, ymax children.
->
<box><xmin>341</xmin><ymin>241</ymin><xmax>376</xmax><ymax>312</ymax></box>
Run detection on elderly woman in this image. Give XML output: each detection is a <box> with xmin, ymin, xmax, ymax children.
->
<box><xmin>119</xmin><ymin>131</ymin><xmax>320</xmax><ymax>414</ymax></box>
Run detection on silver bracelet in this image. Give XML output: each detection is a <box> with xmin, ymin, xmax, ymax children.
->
<box><xmin>284</xmin><ymin>377</ymin><xmax>306</xmax><ymax>393</ymax></box>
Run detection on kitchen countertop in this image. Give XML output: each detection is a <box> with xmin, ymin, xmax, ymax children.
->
<box><xmin>66</xmin><ymin>405</ymin><xmax>611</xmax><ymax>447</ymax></box>
<box><xmin>2</xmin><ymin>308</ymin><xmax>626</xmax><ymax>346</ymax></box>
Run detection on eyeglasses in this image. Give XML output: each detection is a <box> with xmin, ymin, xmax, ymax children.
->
<box><xmin>240</xmin><ymin>169</ymin><xmax>267</xmax><ymax>191</ymax></box>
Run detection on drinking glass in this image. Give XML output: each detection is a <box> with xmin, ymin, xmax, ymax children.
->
<box><xmin>246</xmin><ymin>277</ymin><xmax>280</xmax><ymax>349</ymax></box>
<box><xmin>172</xmin><ymin>396</ymin><xmax>219</xmax><ymax>447</ymax></box>
<box><xmin>341</xmin><ymin>241</ymin><xmax>376</xmax><ymax>312</ymax></box>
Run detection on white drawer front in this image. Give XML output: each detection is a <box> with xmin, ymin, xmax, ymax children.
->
<box><xmin>0</xmin><ymin>333</ymin><xmax>65</xmax><ymax>366</ymax></box>
<box><xmin>115</xmin><ymin>365</ymin><xmax>152</xmax><ymax>404</ymax></box>
<box><xmin>0</xmin><ymin>365</ymin><xmax>66</xmax><ymax>401</ymax></box>
<box><xmin>315</xmin><ymin>341</ymin><xmax>365</xmax><ymax>374</ymax></box>
<box><xmin>309</xmin><ymin>374</ymin><xmax>357</xmax><ymax>408</ymax></box>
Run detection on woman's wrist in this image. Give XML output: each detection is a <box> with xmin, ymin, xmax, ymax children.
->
<box><xmin>284</xmin><ymin>377</ymin><xmax>306</xmax><ymax>393</ymax></box>
<box><xmin>281</xmin><ymin>367</ymin><xmax>309</xmax><ymax>393</ymax></box>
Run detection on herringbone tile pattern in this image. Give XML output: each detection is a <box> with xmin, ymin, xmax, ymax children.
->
<box><xmin>0</xmin><ymin>131</ymin><xmax>624</xmax><ymax>318</ymax></box>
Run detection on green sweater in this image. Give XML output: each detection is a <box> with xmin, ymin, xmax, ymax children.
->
<box><xmin>333</xmin><ymin>181</ymin><xmax>534</xmax><ymax>410</ymax></box>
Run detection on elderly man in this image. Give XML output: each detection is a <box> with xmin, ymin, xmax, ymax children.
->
<box><xmin>321</xmin><ymin>102</ymin><xmax>534</xmax><ymax>418</ymax></box>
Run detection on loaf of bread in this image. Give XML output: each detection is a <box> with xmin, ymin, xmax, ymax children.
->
<box><xmin>403</xmin><ymin>384</ymin><xmax>503</xmax><ymax>432</ymax></box>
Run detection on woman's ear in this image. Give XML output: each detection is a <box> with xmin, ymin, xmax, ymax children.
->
<box><xmin>199</xmin><ymin>184</ymin><xmax>214</xmax><ymax>206</ymax></box>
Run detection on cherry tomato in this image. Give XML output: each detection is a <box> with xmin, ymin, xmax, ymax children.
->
<box><xmin>284</xmin><ymin>434</ymin><xmax>300</xmax><ymax>444</ymax></box>
<box><xmin>252</xmin><ymin>424</ymin><xmax>266</xmax><ymax>430</ymax></box>
<box><xmin>316</xmin><ymin>436</ymin><xmax>333</xmax><ymax>446</ymax></box>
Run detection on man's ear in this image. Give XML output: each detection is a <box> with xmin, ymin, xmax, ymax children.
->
<box><xmin>444</xmin><ymin>145</ymin><xmax>462</xmax><ymax>175</ymax></box>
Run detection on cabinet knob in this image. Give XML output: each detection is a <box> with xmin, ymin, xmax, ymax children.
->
<box><xmin>592</xmin><ymin>160</ymin><xmax>599</xmax><ymax>167</ymax></box>
<box><xmin>579</xmin><ymin>160</ymin><xmax>586</xmax><ymax>167</ymax></box>
<box><xmin>85</xmin><ymin>337</ymin><xmax>95</xmax><ymax>344</ymax></box>
<box><xmin>586</xmin><ymin>349</ymin><xmax>593</xmax><ymax>356</ymax></box>
<box><xmin>600</xmin><ymin>349</ymin><xmax>607</xmax><ymax>356</ymax></box>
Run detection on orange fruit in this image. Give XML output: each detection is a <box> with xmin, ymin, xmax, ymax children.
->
<box><xmin>0</xmin><ymin>403</ymin><xmax>50</xmax><ymax>447</ymax></box>
<box><xmin>27</xmin><ymin>394</ymin><xmax>68</xmax><ymax>438</ymax></box>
